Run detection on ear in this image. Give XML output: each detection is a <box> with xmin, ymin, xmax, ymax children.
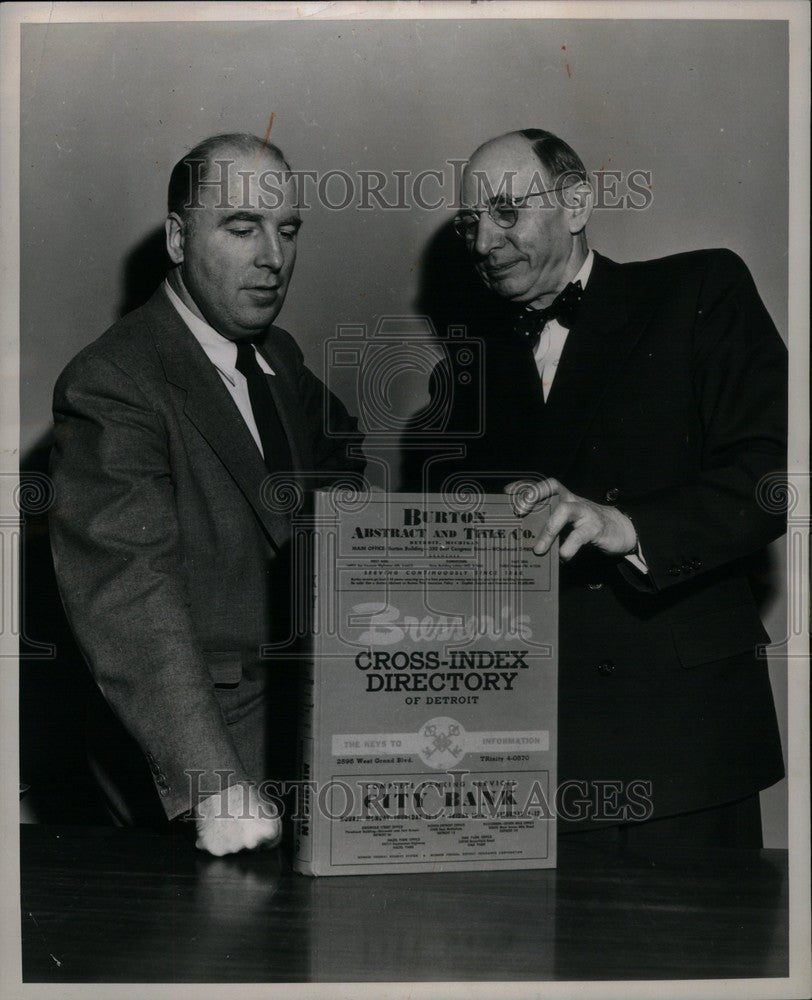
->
<box><xmin>165</xmin><ymin>213</ymin><xmax>186</xmax><ymax>265</ymax></box>
<box><xmin>564</xmin><ymin>181</ymin><xmax>594</xmax><ymax>236</ymax></box>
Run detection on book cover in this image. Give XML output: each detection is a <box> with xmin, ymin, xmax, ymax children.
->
<box><xmin>294</xmin><ymin>489</ymin><xmax>557</xmax><ymax>876</ymax></box>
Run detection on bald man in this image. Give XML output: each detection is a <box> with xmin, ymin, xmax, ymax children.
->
<box><xmin>415</xmin><ymin>129</ymin><xmax>786</xmax><ymax>847</ymax></box>
<box><xmin>50</xmin><ymin>134</ymin><xmax>364</xmax><ymax>854</ymax></box>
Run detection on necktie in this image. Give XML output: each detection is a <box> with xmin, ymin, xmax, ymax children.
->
<box><xmin>513</xmin><ymin>279</ymin><xmax>584</xmax><ymax>352</ymax></box>
<box><xmin>234</xmin><ymin>340</ymin><xmax>293</xmax><ymax>472</ymax></box>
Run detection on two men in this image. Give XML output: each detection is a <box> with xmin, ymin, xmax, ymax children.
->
<box><xmin>51</xmin><ymin>125</ymin><xmax>786</xmax><ymax>852</ymax></box>
<box><xmin>417</xmin><ymin>129</ymin><xmax>786</xmax><ymax>845</ymax></box>
<box><xmin>50</xmin><ymin>134</ymin><xmax>363</xmax><ymax>855</ymax></box>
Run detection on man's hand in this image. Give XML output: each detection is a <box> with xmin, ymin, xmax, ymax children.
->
<box><xmin>506</xmin><ymin>479</ymin><xmax>637</xmax><ymax>561</ymax></box>
<box><xmin>195</xmin><ymin>781</ymin><xmax>282</xmax><ymax>857</ymax></box>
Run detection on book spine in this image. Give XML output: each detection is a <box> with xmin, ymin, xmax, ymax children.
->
<box><xmin>292</xmin><ymin>694</ymin><xmax>316</xmax><ymax>872</ymax></box>
<box><xmin>293</xmin><ymin>499</ymin><xmax>326</xmax><ymax>875</ymax></box>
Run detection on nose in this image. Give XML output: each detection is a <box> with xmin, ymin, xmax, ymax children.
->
<box><xmin>254</xmin><ymin>230</ymin><xmax>285</xmax><ymax>272</ymax></box>
<box><xmin>472</xmin><ymin>211</ymin><xmax>506</xmax><ymax>257</ymax></box>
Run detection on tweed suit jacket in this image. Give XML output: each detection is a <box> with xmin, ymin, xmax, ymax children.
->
<box><xmin>50</xmin><ymin>286</ymin><xmax>364</xmax><ymax>818</ymax></box>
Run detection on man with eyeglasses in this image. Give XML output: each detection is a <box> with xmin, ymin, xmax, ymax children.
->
<box><xmin>417</xmin><ymin>128</ymin><xmax>787</xmax><ymax>847</ymax></box>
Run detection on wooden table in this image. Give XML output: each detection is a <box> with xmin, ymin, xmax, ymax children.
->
<box><xmin>20</xmin><ymin>824</ymin><xmax>788</xmax><ymax>983</ymax></box>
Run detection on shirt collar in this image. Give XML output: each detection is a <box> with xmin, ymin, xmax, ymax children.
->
<box><xmin>572</xmin><ymin>248</ymin><xmax>594</xmax><ymax>288</ymax></box>
<box><xmin>163</xmin><ymin>278</ymin><xmax>275</xmax><ymax>382</ymax></box>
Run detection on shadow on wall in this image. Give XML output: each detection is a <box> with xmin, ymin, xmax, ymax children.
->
<box><xmin>19</xmin><ymin>434</ymin><xmax>108</xmax><ymax>824</ymax></box>
<box><xmin>399</xmin><ymin>219</ymin><xmax>504</xmax><ymax>492</ymax></box>
<box><xmin>118</xmin><ymin>226</ymin><xmax>169</xmax><ymax>317</ymax></box>
<box><xmin>414</xmin><ymin>219</ymin><xmax>505</xmax><ymax>337</ymax></box>
<box><xmin>20</xmin><ymin>226</ymin><xmax>169</xmax><ymax>825</ymax></box>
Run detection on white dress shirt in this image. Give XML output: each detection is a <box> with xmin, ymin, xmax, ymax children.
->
<box><xmin>163</xmin><ymin>279</ymin><xmax>275</xmax><ymax>459</ymax></box>
<box><xmin>531</xmin><ymin>250</ymin><xmax>595</xmax><ymax>401</ymax></box>
<box><xmin>524</xmin><ymin>251</ymin><xmax>647</xmax><ymax>573</ymax></box>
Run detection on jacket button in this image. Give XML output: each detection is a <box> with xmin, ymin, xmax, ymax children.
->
<box><xmin>669</xmin><ymin>565</ymin><xmax>681</xmax><ymax>577</ymax></box>
<box><xmin>605</xmin><ymin>487</ymin><xmax>620</xmax><ymax>503</ymax></box>
<box><xmin>588</xmin><ymin>582</ymin><xmax>604</xmax><ymax>591</ymax></box>
<box><xmin>597</xmin><ymin>660</ymin><xmax>615</xmax><ymax>676</ymax></box>
<box><xmin>692</xmin><ymin>559</ymin><xmax>702</xmax><ymax>570</ymax></box>
<box><xmin>159</xmin><ymin>787</ymin><xmax>170</xmax><ymax>797</ymax></box>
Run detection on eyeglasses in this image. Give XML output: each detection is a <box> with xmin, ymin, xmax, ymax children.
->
<box><xmin>453</xmin><ymin>183</ymin><xmax>578</xmax><ymax>239</ymax></box>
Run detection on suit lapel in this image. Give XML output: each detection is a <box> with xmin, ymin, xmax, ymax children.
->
<box><xmin>538</xmin><ymin>252</ymin><xmax>638</xmax><ymax>479</ymax></box>
<box><xmin>144</xmin><ymin>287</ymin><xmax>293</xmax><ymax>552</ymax></box>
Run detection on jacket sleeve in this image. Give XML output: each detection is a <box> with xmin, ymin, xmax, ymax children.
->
<box><xmin>619</xmin><ymin>251</ymin><xmax>787</xmax><ymax>593</ymax></box>
<box><xmin>49</xmin><ymin>352</ymin><xmax>249</xmax><ymax>818</ymax></box>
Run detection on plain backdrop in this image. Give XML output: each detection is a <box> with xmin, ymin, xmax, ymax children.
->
<box><xmin>19</xmin><ymin>17</ymin><xmax>789</xmax><ymax>844</ymax></box>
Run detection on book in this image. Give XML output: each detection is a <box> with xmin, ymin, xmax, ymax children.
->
<box><xmin>293</xmin><ymin>490</ymin><xmax>558</xmax><ymax>876</ymax></box>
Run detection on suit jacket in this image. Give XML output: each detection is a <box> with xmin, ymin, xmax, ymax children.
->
<box><xmin>50</xmin><ymin>286</ymin><xmax>364</xmax><ymax>819</ymax></box>
<box><xmin>412</xmin><ymin>249</ymin><xmax>786</xmax><ymax>827</ymax></box>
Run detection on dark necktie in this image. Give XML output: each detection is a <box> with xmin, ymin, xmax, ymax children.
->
<box><xmin>234</xmin><ymin>340</ymin><xmax>293</xmax><ymax>472</ymax></box>
<box><xmin>512</xmin><ymin>279</ymin><xmax>584</xmax><ymax>351</ymax></box>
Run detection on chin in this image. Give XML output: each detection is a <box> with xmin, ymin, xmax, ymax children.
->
<box><xmin>246</xmin><ymin>306</ymin><xmax>281</xmax><ymax>327</ymax></box>
<box><xmin>480</xmin><ymin>273</ymin><xmax>525</xmax><ymax>301</ymax></box>
<box><xmin>491</xmin><ymin>280</ymin><xmax>531</xmax><ymax>302</ymax></box>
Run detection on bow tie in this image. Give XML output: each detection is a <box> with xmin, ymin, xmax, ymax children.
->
<box><xmin>512</xmin><ymin>280</ymin><xmax>584</xmax><ymax>351</ymax></box>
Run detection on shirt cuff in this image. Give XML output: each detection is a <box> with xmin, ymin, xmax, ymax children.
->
<box><xmin>624</xmin><ymin>540</ymin><xmax>649</xmax><ymax>575</ymax></box>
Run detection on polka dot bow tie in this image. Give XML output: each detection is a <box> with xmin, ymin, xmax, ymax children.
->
<box><xmin>513</xmin><ymin>279</ymin><xmax>584</xmax><ymax>351</ymax></box>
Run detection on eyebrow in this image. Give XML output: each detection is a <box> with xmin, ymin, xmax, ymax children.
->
<box><xmin>459</xmin><ymin>196</ymin><xmax>526</xmax><ymax>212</ymax></box>
<box><xmin>218</xmin><ymin>211</ymin><xmax>302</xmax><ymax>228</ymax></box>
<box><xmin>219</xmin><ymin>211</ymin><xmax>263</xmax><ymax>226</ymax></box>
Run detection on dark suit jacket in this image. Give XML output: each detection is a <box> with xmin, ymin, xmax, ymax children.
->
<box><xmin>50</xmin><ymin>286</ymin><xmax>364</xmax><ymax>819</ymax></box>
<box><xmin>411</xmin><ymin>249</ymin><xmax>786</xmax><ymax>827</ymax></box>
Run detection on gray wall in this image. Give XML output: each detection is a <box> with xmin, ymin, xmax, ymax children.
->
<box><xmin>19</xmin><ymin>18</ymin><xmax>789</xmax><ymax>844</ymax></box>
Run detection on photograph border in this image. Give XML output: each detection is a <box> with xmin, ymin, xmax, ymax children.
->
<box><xmin>1</xmin><ymin>3</ymin><xmax>809</xmax><ymax>999</ymax></box>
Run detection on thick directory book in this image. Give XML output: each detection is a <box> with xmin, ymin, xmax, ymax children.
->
<box><xmin>294</xmin><ymin>490</ymin><xmax>558</xmax><ymax>876</ymax></box>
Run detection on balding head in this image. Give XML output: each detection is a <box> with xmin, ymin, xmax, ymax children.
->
<box><xmin>471</xmin><ymin>129</ymin><xmax>587</xmax><ymax>187</ymax></box>
<box><xmin>168</xmin><ymin>133</ymin><xmax>292</xmax><ymax>220</ymax></box>
<box><xmin>460</xmin><ymin>129</ymin><xmax>593</xmax><ymax>308</ymax></box>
